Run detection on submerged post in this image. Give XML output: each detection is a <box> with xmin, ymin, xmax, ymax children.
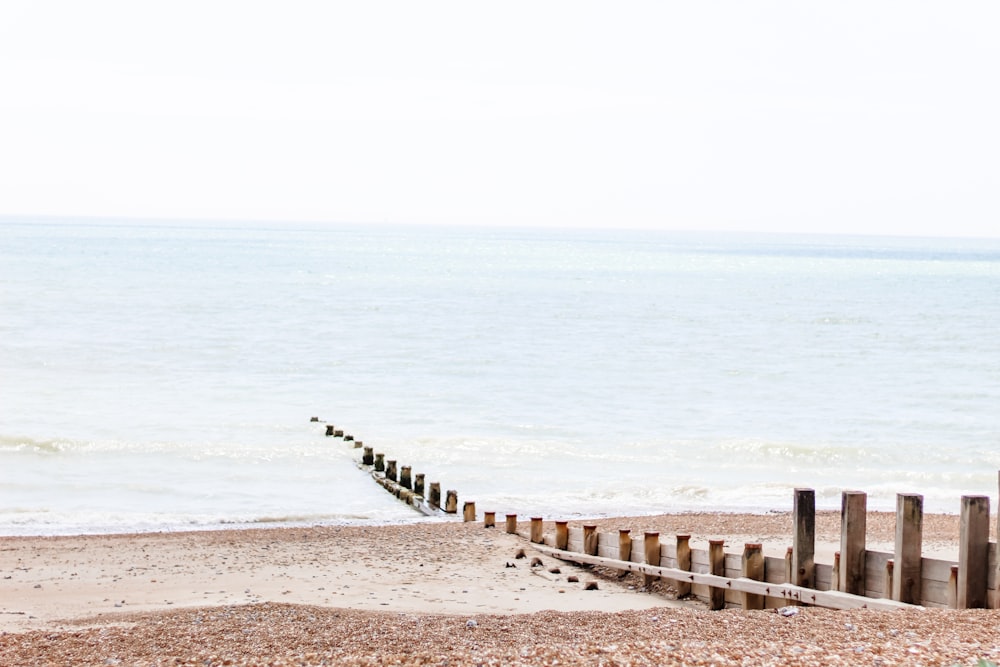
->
<box><xmin>643</xmin><ymin>532</ymin><xmax>660</xmax><ymax>588</ymax></box>
<box><xmin>958</xmin><ymin>495</ymin><xmax>990</xmax><ymax>608</ymax></box>
<box><xmin>555</xmin><ymin>521</ymin><xmax>569</xmax><ymax>550</ymax></box>
<box><xmin>839</xmin><ymin>490</ymin><xmax>867</xmax><ymax>595</ymax></box>
<box><xmin>675</xmin><ymin>534</ymin><xmax>692</xmax><ymax>597</ymax></box>
<box><xmin>506</xmin><ymin>514</ymin><xmax>517</xmax><ymax>534</ymax></box>
<box><xmin>792</xmin><ymin>488</ymin><xmax>816</xmax><ymax>589</ymax></box>
<box><xmin>325</xmin><ymin>424</ymin><xmax>335</xmax><ymax>436</ymax></box>
<box><xmin>742</xmin><ymin>543</ymin><xmax>765</xmax><ymax>610</ymax></box>
<box><xmin>893</xmin><ymin>493</ymin><xmax>923</xmax><ymax>603</ymax></box>
<box><xmin>708</xmin><ymin>540</ymin><xmax>726</xmax><ymax>610</ymax></box>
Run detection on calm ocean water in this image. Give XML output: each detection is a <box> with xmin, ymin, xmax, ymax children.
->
<box><xmin>1</xmin><ymin>220</ymin><xmax>998</xmax><ymax>535</ymax></box>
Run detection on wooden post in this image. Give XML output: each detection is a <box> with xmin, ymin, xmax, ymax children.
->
<box><xmin>530</xmin><ymin>517</ymin><xmax>544</xmax><ymax>544</ymax></box>
<box><xmin>414</xmin><ymin>473</ymin><xmax>425</xmax><ymax>496</ymax></box>
<box><xmin>399</xmin><ymin>466</ymin><xmax>412</xmax><ymax>490</ymax></box>
<box><xmin>429</xmin><ymin>482</ymin><xmax>441</xmax><ymax>508</ymax></box>
<box><xmin>948</xmin><ymin>565</ymin><xmax>959</xmax><ymax>609</ymax></box>
<box><xmin>958</xmin><ymin>495</ymin><xmax>990</xmax><ymax>608</ymax></box>
<box><xmin>484</xmin><ymin>511</ymin><xmax>496</xmax><ymax>528</ymax></box>
<box><xmin>784</xmin><ymin>547</ymin><xmax>793</xmax><ymax>583</ymax></box>
<box><xmin>555</xmin><ymin>521</ymin><xmax>569</xmax><ymax>550</ymax></box>
<box><xmin>583</xmin><ymin>525</ymin><xmax>598</xmax><ymax>556</ymax></box>
<box><xmin>675</xmin><ymin>534</ymin><xmax>692</xmax><ymax>597</ymax></box>
<box><xmin>325</xmin><ymin>424</ymin><xmax>335</xmax><ymax>436</ymax></box>
<box><xmin>353</xmin><ymin>439</ymin><xmax>362</xmax><ymax>449</ymax></box>
<box><xmin>643</xmin><ymin>532</ymin><xmax>660</xmax><ymax>588</ymax></box>
<box><xmin>833</xmin><ymin>552</ymin><xmax>841</xmax><ymax>593</ymax></box>
<box><xmin>505</xmin><ymin>514</ymin><xmax>517</xmax><ymax>534</ymax></box>
<box><xmin>362</xmin><ymin>446</ymin><xmax>374</xmax><ymax>466</ymax></box>
<box><xmin>385</xmin><ymin>460</ymin><xmax>397</xmax><ymax>482</ymax></box>
<box><xmin>792</xmin><ymin>488</ymin><xmax>815</xmax><ymax>589</ymax></box>
<box><xmin>374</xmin><ymin>453</ymin><xmax>385</xmax><ymax>473</ymax></box>
<box><xmin>709</xmin><ymin>539</ymin><xmax>726</xmax><ymax>610</ymax></box>
<box><xmin>333</xmin><ymin>429</ymin><xmax>344</xmax><ymax>437</ymax></box>
<box><xmin>885</xmin><ymin>559</ymin><xmax>894</xmax><ymax>600</ymax></box>
<box><xmin>619</xmin><ymin>529</ymin><xmax>632</xmax><ymax>561</ymax></box>
<box><xmin>893</xmin><ymin>493</ymin><xmax>923</xmax><ymax>603</ymax></box>
<box><xmin>839</xmin><ymin>490</ymin><xmax>867</xmax><ymax>595</ymax></box>
<box><xmin>742</xmin><ymin>543</ymin><xmax>765</xmax><ymax>610</ymax></box>
<box><xmin>463</xmin><ymin>501</ymin><xmax>476</xmax><ymax>522</ymax></box>
<box><xmin>444</xmin><ymin>490</ymin><xmax>458</xmax><ymax>514</ymax></box>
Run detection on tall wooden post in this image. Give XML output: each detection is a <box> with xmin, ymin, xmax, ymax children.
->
<box><xmin>413</xmin><ymin>473</ymin><xmax>425</xmax><ymax>497</ymax></box>
<box><xmin>462</xmin><ymin>501</ymin><xmax>476</xmax><ymax>522</ymax></box>
<box><xmin>386</xmin><ymin>460</ymin><xmax>397</xmax><ymax>482</ymax></box>
<box><xmin>643</xmin><ymin>532</ymin><xmax>660</xmax><ymax>588</ymax></box>
<box><xmin>675</xmin><ymin>534</ymin><xmax>692</xmax><ymax>597</ymax></box>
<box><xmin>958</xmin><ymin>495</ymin><xmax>990</xmax><ymax>608</ymax></box>
<box><xmin>893</xmin><ymin>493</ymin><xmax>923</xmax><ymax>603</ymax></box>
<box><xmin>362</xmin><ymin>446</ymin><xmax>374</xmax><ymax>466</ymax></box>
<box><xmin>505</xmin><ymin>514</ymin><xmax>517</xmax><ymax>534</ymax></box>
<box><xmin>444</xmin><ymin>490</ymin><xmax>458</xmax><ymax>514</ymax></box>
<box><xmin>530</xmin><ymin>517</ymin><xmax>544</xmax><ymax>544</ymax></box>
<box><xmin>708</xmin><ymin>539</ymin><xmax>726</xmax><ymax>610</ymax></box>
<box><xmin>619</xmin><ymin>529</ymin><xmax>632</xmax><ymax>562</ymax></box>
<box><xmin>792</xmin><ymin>488</ymin><xmax>816</xmax><ymax>589</ymax></box>
<box><xmin>325</xmin><ymin>424</ymin><xmax>335</xmax><ymax>436</ymax></box>
<box><xmin>483</xmin><ymin>511</ymin><xmax>495</xmax><ymax>528</ymax></box>
<box><xmin>839</xmin><ymin>490</ymin><xmax>867</xmax><ymax>595</ymax></box>
<box><xmin>742</xmin><ymin>543</ymin><xmax>765</xmax><ymax>610</ymax></box>
<box><xmin>555</xmin><ymin>521</ymin><xmax>569</xmax><ymax>550</ymax></box>
<box><xmin>583</xmin><ymin>525</ymin><xmax>598</xmax><ymax>555</ymax></box>
<box><xmin>428</xmin><ymin>482</ymin><xmax>441</xmax><ymax>508</ymax></box>
<box><xmin>399</xmin><ymin>466</ymin><xmax>412</xmax><ymax>490</ymax></box>
<box><xmin>374</xmin><ymin>453</ymin><xmax>385</xmax><ymax>472</ymax></box>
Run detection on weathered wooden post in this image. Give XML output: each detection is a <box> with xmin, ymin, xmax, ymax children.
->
<box><xmin>310</xmin><ymin>416</ymin><xmax>320</xmax><ymax>422</ymax></box>
<box><xmin>374</xmin><ymin>453</ymin><xmax>385</xmax><ymax>473</ymax></box>
<box><xmin>958</xmin><ymin>495</ymin><xmax>990</xmax><ymax>608</ymax></box>
<box><xmin>429</xmin><ymin>482</ymin><xmax>441</xmax><ymax>508</ymax></box>
<box><xmin>792</xmin><ymin>488</ymin><xmax>816</xmax><ymax>589</ymax></box>
<box><xmin>325</xmin><ymin>424</ymin><xmax>335</xmax><ymax>436</ymax></box>
<box><xmin>709</xmin><ymin>539</ymin><xmax>726</xmax><ymax>610</ymax></box>
<box><xmin>643</xmin><ymin>532</ymin><xmax>660</xmax><ymax>588</ymax></box>
<box><xmin>948</xmin><ymin>565</ymin><xmax>959</xmax><ymax>609</ymax></box>
<box><xmin>483</xmin><ymin>511</ymin><xmax>495</xmax><ymax>528</ymax></box>
<box><xmin>362</xmin><ymin>446</ymin><xmax>374</xmax><ymax>466</ymax></box>
<box><xmin>893</xmin><ymin>493</ymin><xmax>923</xmax><ymax>603</ymax></box>
<box><xmin>353</xmin><ymin>439</ymin><xmax>362</xmax><ymax>449</ymax></box>
<box><xmin>444</xmin><ymin>490</ymin><xmax>458</xmax><ymax>514</ymax></box>
<box><xmin>742</xmin><ymin>543</ymin><xmax>765</xmax><ymax>610</ymax></box>
<box><xmin>385</xmin><ymin>460</ymin><xmax>397</xmax><ymax>482</ymax></box>
<box><xmin>414</xmin><ymin>473</ymin><xmax>425</xmax><ymax>496</ymax></box>
<box><xmin>619</xmin><ymin>529</ymin><xmax>632</xmax><ymax>561</ymax></box>
<box><xmin>675</xmin><ymin>534</ymin><xmax>692</xmax><ymax>597</ymax></box>
<box><xmin>833</xmin><ymin>552</ymin><xmax>841</xmax><ymax>592</ymax></box>
<box><xmin>334</xmin><ymin>429</ymin><xmax>344</xmax><ymax>437</ymax></box>
<box><xmin>505</xmin><ymin>514</ymin><xmax>517</xmax><ymax>534</ymax></box>
<box><xmin>399</xmin><ymin>466</ymin><xmax>412</xmax><ymax>490</ymax></box>
<box><xmin>463</xmin><ymin>501</ymin><xmax>476</xmax><ymax>522</ymax></box>
<box><xmin>344</xmin><ymin>434</ymin><xmax>354</xmax><ymax>442</ymax></box>
<box><xmin>839</xmin><ymin>490</ymin><xmax>867</xmax><ymax>595</ymax></box>
<box><xmin>583</xmin><ymin>525</ymin><xmax>598</xmax><ymax>556</ymax></box>
<box><xmin>555</xmin><ymin>521</ymin><xmax>569</xmax><ymax>550</ymax></box>
<box><xmin>530</xmin><ymin>517</ymin><xmax>544</xmax><ymax>544</ymax></box>
<box><xmin>885</xmin><ymin>559</ymin><xmax>894</xmax><ymax>600</ymax></box>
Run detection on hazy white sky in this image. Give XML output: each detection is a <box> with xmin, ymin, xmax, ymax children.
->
<box><xmin>1</xmin><ymin>2</ymin><xmax>998</xmax><ymax>237</ymax></box>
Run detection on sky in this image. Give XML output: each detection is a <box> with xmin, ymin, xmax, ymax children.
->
<box><xmin>1</xmin><ymin>1</ymin><xmax>998</xmax><ymax>237</ymax></box>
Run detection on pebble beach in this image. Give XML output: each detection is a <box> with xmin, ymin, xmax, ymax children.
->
<box><xmin>3</xmin><ymin>512</ymin><xmax>1000</xmax><ymax>665</ymax></box>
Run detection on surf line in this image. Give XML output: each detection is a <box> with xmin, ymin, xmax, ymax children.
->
<box><xmin>314</xmin><ymin>417</ymin><xmax>483</xmax><ymax>523</ymax></box>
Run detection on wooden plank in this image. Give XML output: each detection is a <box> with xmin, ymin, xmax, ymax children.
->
<box><xmin>893</xmin><ymin>494</ymin><xmax>923</xmax><ymax>603</ymax></box>
<box><xmin>815</xmin><ymin>563</ymin><xmax>833</xmax><ymax>591</ymax></box>
<box><xmin>923</xmin><ymin>557</ymin><xmax>958</xmax><ymax>583</ymax></box>
<box><xmin>865</xmin><ymin>550</ymin><xmax>890</xmax><ymax>599</ymax></box>
<box><xmin>531</xmin><ymin>543</ymin><xmax>915</xmax><ymax>611</ymax></box>
<box><xmin>922</xmin><ymin>577</ymin><xmax>950</xmax><ymax>608</ymax></box>
<box><xmin>840</xmin><ymin>490</ymin><xmax>867</xmax><ymax>595</ymax></box>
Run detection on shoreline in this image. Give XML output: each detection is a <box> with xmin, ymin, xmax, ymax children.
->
<box><xmin>2</xmin><ymin>512</ymin><xmax>995</xmax><ymax>665</ymax></box>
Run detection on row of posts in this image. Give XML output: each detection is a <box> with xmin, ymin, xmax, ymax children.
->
<box><xmin>500</xmin><ymin>487</ymin><xmax>995</xmax><ymax>610</ymax></box>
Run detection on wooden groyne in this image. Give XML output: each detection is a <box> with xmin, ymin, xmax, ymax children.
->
<box><xmin>317</xmin><ymin>419</ymin><xmax>1000</xmax><ymax>611</ymax></box>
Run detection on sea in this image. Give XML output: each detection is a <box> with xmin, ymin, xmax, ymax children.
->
<box><xmin>1</xmin><ymin>219</ymin><xmax>998</xmax><ymax>536</ymax></box>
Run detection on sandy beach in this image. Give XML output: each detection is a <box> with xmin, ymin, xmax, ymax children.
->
<box><xmin>3</xmin><ymin>512</ymin><xmax>999</xmax><ymax>665</ymax></box>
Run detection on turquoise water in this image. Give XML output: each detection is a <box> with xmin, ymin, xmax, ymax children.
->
<box><xmin>1</xmin><ymin>220</ymin><xmax>998</xmax><ymax>534</ymax></box>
